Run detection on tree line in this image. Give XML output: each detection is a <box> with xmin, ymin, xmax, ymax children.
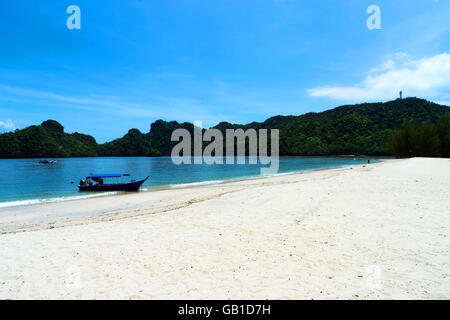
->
<box><xmin>0</xmin><ymin>98</ymin><xmax>448</xmax><ymax>158</ymax></box>
<box><xmin>390</xmin><ymin>115</ymin><xmax>450</xmax><ymax>158</ymax></box>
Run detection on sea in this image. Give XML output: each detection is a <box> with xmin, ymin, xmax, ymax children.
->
<box><xmin>0</xmin><ymin>156</ymin><xmax>382</xmax><ymax>208</ymax></box>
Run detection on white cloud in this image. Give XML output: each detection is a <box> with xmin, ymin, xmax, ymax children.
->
<box><xmin>369</xmin><ymin>59</ymin><xmax>395</xmax><ymax>74</ymax></box>
<box><xmin>0</xmin><ymin>85</ymin><xmax>126</xmax><ymax>108</ymax></box>
<box><xmin>0</xmin><ymin>119</ymin><xmax>16</xmax><ymax>131</ymax></box>
<box><xmin>0</xmin><ymin>85</ymin><xmax>235</xmax><ymax>128</ymax></box>
<box><xmin>308</xmin><ymin>53</ymin><xmax>450</xmax><ymax>101</ymax></box>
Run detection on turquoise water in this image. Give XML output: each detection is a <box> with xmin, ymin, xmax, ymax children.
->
<box><xmin>0</xmin><ymin>156</ymin><xmax>380</xmax><ymax>207</ymax></box>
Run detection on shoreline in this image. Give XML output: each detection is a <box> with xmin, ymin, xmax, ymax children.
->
<box><xmin>1</xmin><ymin>157</ymin><xmax>449</xmax><ymax>299</ymax></box>
<box><xmin>0</xmin><ymin>157</ymin><xmax>385</xmax><ymax>210</ymax></box>
<box><xmin>0</xmin><ymin>161</ymin><xmax>385</xmax><ymax>235</ymax></box>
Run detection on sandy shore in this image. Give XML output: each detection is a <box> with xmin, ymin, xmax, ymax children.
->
<box><xmin>0</xmin><ymin>158</ymin><xmax>449</xmax><ymax>299</ymax></box>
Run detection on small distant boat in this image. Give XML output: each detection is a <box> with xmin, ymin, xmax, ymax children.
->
<box><xmin>38</xmin><ymin>160</ymin><xmax>57</xmax><ymax>164</ymax></box>
<box><xmin>78</xmin><ymin>174</ymin><xmax>149</xmax><ymax>192</ymax></box>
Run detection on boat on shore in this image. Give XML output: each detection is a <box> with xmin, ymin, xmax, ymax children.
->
<box><xmin>78</xmin><ymin>174</ymin><xmax>149</xmax><ymax>192</ymax></box>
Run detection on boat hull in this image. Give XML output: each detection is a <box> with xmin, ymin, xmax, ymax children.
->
<box><xmin>78</xmin><ymin>177</ymin><xmax>148</xmax><ymax>192</ymax></box>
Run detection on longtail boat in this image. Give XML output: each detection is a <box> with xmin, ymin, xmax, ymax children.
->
<box><xmin>78</xmin><ymin>174</ymin><xmax>149</xmax><ymax>192</ymax></box>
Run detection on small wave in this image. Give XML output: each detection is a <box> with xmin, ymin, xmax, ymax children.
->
<box><xmin>256</xmin><ymin>170</ymin><xmax>303</xmax><ymax>179</ymax></box>
<box><xmin>0</xmin><ymin>192</ymin><xmax>119</xmax><ymax>209</ymax></box>
<box><xmin>170</xmin><ymin>180</ymin><xmax>225</xmax><ymax>188</ymax></box>
<box><xmin>0</xmin><ymin>199</ymin><xmax>42</xmax><ymax>208</ymax></box>
<box><xmin>268</xmin><ymin>171</ymin><xmax>299</xmax><ymax>177</ymax></box>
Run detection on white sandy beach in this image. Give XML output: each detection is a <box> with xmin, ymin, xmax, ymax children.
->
<box><xmin>0</xmin><ymin>157</ymin><xmax>449</xmax><ymax>299</ymax></box>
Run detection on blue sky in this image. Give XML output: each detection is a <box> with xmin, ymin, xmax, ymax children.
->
<box><xmin>0</xmin><ymin>0</ymin><xmax>449</xmax><ymax>142</ymax></box>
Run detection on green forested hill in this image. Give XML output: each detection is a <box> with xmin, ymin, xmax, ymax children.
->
<box><xmin>0</xmin><ymin>98</ymin><xmax>448</xmax><ymax>158</ymax></box>
<box><xmin>98</xmin><ymin>128</ymin><xmax>159</xmax><ymax>157</ymax></box>
<box><xmin>232</xmin><ymin>98</ymin><xmax>449</xmax><ymax>155</ymax></box>
<box><xmin>0</xmin><ymin>120</ymin><xmax>99</xmax><ymax>158</ymax></box>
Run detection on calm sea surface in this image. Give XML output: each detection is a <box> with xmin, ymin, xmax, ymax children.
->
<box><xmin>0</xmin><ymin>156</ymin><xmax>382</xmax><ymax>207</ymax></box>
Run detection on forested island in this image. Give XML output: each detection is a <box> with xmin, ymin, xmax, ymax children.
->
<box><xmin>1</xmin><ymin>97</ymin><xmax>449</xmax><ymax>158</ymax></box>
